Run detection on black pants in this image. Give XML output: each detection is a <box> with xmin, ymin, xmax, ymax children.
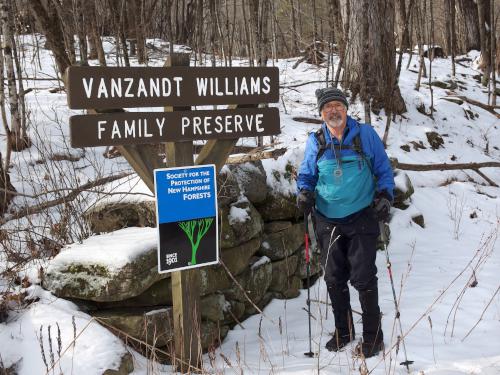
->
<box><xmin>314</xmin><ymin>207</ymin><xmax>383</xmax><ymax>343</ymax></box>
<box><xmin>314</xmin><ymin>206</ymin><xmax>380</xmax><ymax>291</ymax></box>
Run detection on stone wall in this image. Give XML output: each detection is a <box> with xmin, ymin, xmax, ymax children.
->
<box><xmin>43</xmin><ymin>160</ymin><xmax>414</xmax><ymax>366</ymax></box>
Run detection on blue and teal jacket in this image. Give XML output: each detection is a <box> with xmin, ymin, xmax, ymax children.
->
<box><xmin>297</xmin><ymin>116</ymin><xmax>395</xmax><ymax>220</ymax></box>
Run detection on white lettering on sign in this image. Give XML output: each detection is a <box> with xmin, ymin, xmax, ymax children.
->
<box><xmin>165</xmin><ymin>253</ymin><xmax>178</xmax><ymax>265</ymax></box>
<box><xmin>81</xmin><ymin>77</ymin><xmax>184</xmax><ymax>99</ymax></box>
<box><xmin>95</xmin><ymin>118</ymin><xmax>165</xmax><ymax>139</ymax></box>
<box><xmin>156</xmin><ymin>118</ymin><xmax>165</xmax><ymax>136</ymax></box>
<box><xmin>182</xmin><ymin>192</ymin><xmax>211</xmax><ymax>200</ymax></box>
<box><xmin>98</xmin><ymin>120</ymin><xmax>106</xmax><ymax>139</ymax></box>
<box><xmin>180</xmin><ymin>114</ymin><xmax>265</xmax><ymax>136</ymax></box>
<box><xmin>83</xmin><ymin>78</ymin><xmax>93</xmax><ymax>98</ymax></box>
<box><xmin>195</xmin><ymin>76</ymin><xmax>271</xmax><ymax>97</ymax></box>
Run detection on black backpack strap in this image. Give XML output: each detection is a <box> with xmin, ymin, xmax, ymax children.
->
<box><xmin>314</xmin><ymin>127</ymin><xmax>328</xmax><ymax>164</ymax></box>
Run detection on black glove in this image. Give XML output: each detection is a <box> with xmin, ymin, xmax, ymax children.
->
<box><xmin>297</xmin><ymin>189</ymin><xmax>315</xmax><ymax>216</ymax></box>
<box><xmin>373</xmin><ymin>190</ymin><xmax>392</xmax><ymax>222</ymax></box>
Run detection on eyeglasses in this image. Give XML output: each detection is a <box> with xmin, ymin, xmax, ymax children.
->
<box><xmin>322</xmin><ymin>102</ymin><xmax>346</xmax><ymax>112</ymax></box>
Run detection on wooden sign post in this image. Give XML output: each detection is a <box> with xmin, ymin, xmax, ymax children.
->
<box><xmin>65</xmin><ymin>55</ymin><xmax>280</xmax><ymax>372</ymax></box>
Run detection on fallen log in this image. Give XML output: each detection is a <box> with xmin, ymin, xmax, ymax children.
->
<box><xmin>394</xmin><ymin>160</ymin><xmax>500</xmax><ymax>171</ymax></box>
<box><xmin>292</xmin><ymin>116</ymin><xmax>322</xmax><ymax>124</ymax></box>
<box><xmin>445</xmin><ymin>95</ymin><xmax>500</xmax><ymax>118</ymax></box>
<box><xmin>226</xmin><ymin>147</ymin><xmax>287</xmax><ymax>164</ymax></box>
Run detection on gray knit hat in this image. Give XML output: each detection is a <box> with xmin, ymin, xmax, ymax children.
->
<box><xmin>315</xmin><ymin>87</ymin><xmax>348</xmax><ymax>113</ymax></box>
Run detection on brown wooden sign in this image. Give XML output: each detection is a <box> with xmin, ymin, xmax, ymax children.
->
<box><xmin>66</xmin><ymin>66</ymin><xmax>279</xmax><ymax>109</ymax></box>
<box><xmin>69</xmin><ymin>107</ymin><xmax>280</xmax><ymax>147</ymax></box>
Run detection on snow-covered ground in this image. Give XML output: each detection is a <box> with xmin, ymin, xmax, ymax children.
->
<box><xmin>0</xmin><ymin>36</ymin><xmax>499</xmax><ymax>374</ymax></box>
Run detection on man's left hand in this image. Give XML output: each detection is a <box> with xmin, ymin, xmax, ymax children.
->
<box><xmin>374</xmin><ymin>191</ymin><xmax>392</xmax><ymax>222</ymax></box>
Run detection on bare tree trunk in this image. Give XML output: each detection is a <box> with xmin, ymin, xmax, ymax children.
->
<box><xmin>209</xmin><ymin>0</ymin><xmax>216</xmax><ymax>66</ymax></box>
<box><xmin>0</xmin><ymin>152</ymin><xmax>15</xmax><ymax>216</ymax></box>
<box><xmin>397</xmin><ymin>0</ymin><xmax>410</xmax><ymax>50</ymax></box>
<box><xmin>74</xmin><ymin>0</ymin><xmax>88</xmax><ymax>63</ymax></box>
<box><xmin>444</xmin><ymin>0</ymin><xmax>452</xmax><ymax>55</ymax></box>
<box><xmin>0</xmin><ymin>34</ymin><xmax>11</xmax><ymax>170</ymax></box>
<box><xmin>428</xmin><ymin>0</ymin><xmax>434</xmax><ymax>116</ymax></box>
<box><xmin>9</xmin><ymin>2</ymin><xmax>27</xmax><ymax>139</ymax></box>
<box><xmin>28</xmin><ymin>0</ymin><xmax>72</xmax><ymax>77</ymax></box>
<box><xmin>450</xmin><ymin>0</ymin><xmax>456</xmax><ymax>77</ymax></box>
<box><xmin>132</xmin><ymin>0</ymin><xmax>147</xmax><ymax>64</ymax></box>
<box><xmin>88</xmin><ymin>0</ymin><xmax>106</xmax><ymax>66</ymax></box>
<box><xmin>119</xmin><ymin>0</ymin><xmax>130</xmax><ymax>66</ymax></box>
<box><xmin>242</xmin><ymin>0</ymin><xmax>253</xmax><ymax>65</ymax></box>
<box><xmin>312</xmin><ymin>0</ymin><xmax>318</xmax><ymax>63</ymax></box>
<box><xmin>195</xmin><ymin>0</ymin><xmax>203</xmax><ymax>64</ymax></box>
<box><xmin>58</xmin><ymin>0</ymin><xmax>76</xmax><ymax>64</ymax></box>
<box><xmin>477</xmin><ymin>0</ymin><xmax>491</xmax><ymax>86</ymax></box>
<box><xmin>344</xmin><ymin>0</ymin><xmax>406</xmax><ymax>115</ymax></box>
<box><xmin>1</xmin><ymin>0</ymin><xmax>23</xmax><ymax>150</ymax></box>
<box><xmin>456</xmin><ymin>0</ymin><xmax>480</xmax><ymax>53</ymax></box>
<box><xmin>334</xmin><ymin>0</ymin><xmax>349</xmax><ymax>87</ymax></box>
<box><xmin>289</xmin><ymin>0</ymin><xmax>299</xmax><ymax>55</ymax></box>
<box><xmin>415</xmin><ymin>0</ymin><xmax>426</xmax><ymax>90</ymax></box>
<box><xmin>489</xmin><ymin>0</ymin><xmax>496</xmax><ymax>105</ymax></box>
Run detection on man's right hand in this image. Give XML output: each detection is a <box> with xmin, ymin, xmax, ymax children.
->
<box><xmin>297</xmin><ymin>189</ymin><xmax>315</xmax><ymax>216</ymax></box>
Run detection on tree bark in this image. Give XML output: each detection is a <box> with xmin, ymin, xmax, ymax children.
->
<box><xmin>1</xmin><ymin>0</ymin><xmax>22</xmax><ymax>144</ymax></box>
<box><xmin>0</xmin><ymin>152</ymin><xmax>15</xmax><ymax>216</ymax></box>
<box><xmin>477</xmin><ymin>0</ymin><xmax>491</xmax><ymax>86</ymax></box>
<box><xmin>397</xmin><ymin>0</ymin><xmax>410</xmax><ymax>51</ymax></box>
<box><xmin>334</xmin><ymin>0</ymin><xmax>349</xmax><ymax>87</ymax></box>
<box><xmin>131</xmin><ymin>0</ymin><xmax>147</xmax><ymax>64</ymax></box>
<box><xmin>490</xmin><ymin>0</ymin><xmax>496</xmax><ymax>105</ymax></box>
<box><xmin>28</xmin><ymin>0</ymin><xmax>71</xmax><ymax>76</ymax></box>
<box><xmin>87</xmin><ymin>0</ymin><xmax>106</xmax><ymax>66</ymax></box>
<box><xmin>456</xmin><ymin>0</ymin><xmax>480</xmax><ymax>52</ymax></box>
<box><xmin>344</xmin><ymin>0</ymin><xmax>406</xmax><ymax>115</ymax></box>
<box><xmin>0</xmin><ymin>34</ymin><xmax>11</xmax><ymax>169</ymax></box>
<box><xmin>289</xmin><ymin>0</ymin><xmax>299</xmax><ymax>55</ymax></box>
<box><xmin>75</xmin><ymin>0</ymin><xmax>88</xmax><ymax>63</ymax></box>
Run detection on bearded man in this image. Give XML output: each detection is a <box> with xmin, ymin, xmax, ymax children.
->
<box><xmin>296</xmin><ymin>88</ymin><xmax>394</xmax><ymax>358</ymax></box>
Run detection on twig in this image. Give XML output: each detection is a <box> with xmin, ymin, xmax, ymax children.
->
<box><xmin>0</xmin><ymin>172</ymin><xmax>133</xmax><ymax>225</ymax></box>
<box><xmin>462</xmin><ymin>285</ymin><xmax>500</xmax><ymax>340</ymax></box>
<box><xmin>367</xmin><ymin>225</ymin><xmax>498</xmax><ymax>374</ymax></box>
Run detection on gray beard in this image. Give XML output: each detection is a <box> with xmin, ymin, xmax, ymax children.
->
<box><xmin>326</xmin><ymin>117</ymin><xmax>343</xmax><ymax>128</ymax></box>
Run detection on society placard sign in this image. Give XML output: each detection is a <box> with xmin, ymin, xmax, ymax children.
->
<box><xmin>154</xmin><ymin>165</ymin><xmax>218</xmax><ymax>273</ymax></box>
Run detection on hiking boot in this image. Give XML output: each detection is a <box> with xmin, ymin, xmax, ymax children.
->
<box><xmin>353</xmin><ymin>340</ymin><xmax>384</xmax><ymax>358</ymax></box>
<box><xmin>325</xmin><ymin>331</ymin><xmax>354</xmax><ymax>352</ymax></box>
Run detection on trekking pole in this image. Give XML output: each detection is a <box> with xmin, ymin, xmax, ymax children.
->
<box><xmin>379</xmin><ymin>221</ymin><xmax>413</xmax><ymax>372</ymax></box>
<box><xmin>304</xmin><ymin>212</ymin><xmax>314</xmax><ymax>358</ymax></box>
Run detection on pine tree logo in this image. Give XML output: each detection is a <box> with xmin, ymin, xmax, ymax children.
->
<box><xmin>178</xmin><ymin>218</ymin><xmax>214</xmax><ymax>265</ymax></box>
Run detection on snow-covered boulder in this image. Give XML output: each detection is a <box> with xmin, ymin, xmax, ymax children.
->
<box><xmin>43</xmin><ymin>227</ymin><xmax>166</xmax><ymax>302</ymax></box>
<box><xmin>393</xmin><ymin>170</ymin><xmax>415</xmax><ymax>209</ymax></box>
<box><xmin>228</xmin><ymin>160</ymin><xmax>269</xmax><ymax>204</ymax></box>
<box><xmin>220</xmin><ymin>199</ymin><xmax>263</xmax><ymax>248</ymax></box>
<box><xmin>216</xmin><ymin>166</ymin><xmax>241</xmax><ymax>208</ymax></box>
